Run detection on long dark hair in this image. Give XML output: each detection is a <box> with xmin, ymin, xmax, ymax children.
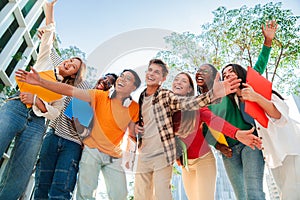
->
<box><xmin>221</xmin><ymin>64</ymin><xmax>285</xmax><ymax>102</ymax></box>
<box><xmin>272</xmin><ymin>90</ymin><xmax>284</xmax><ymax>100</ymax></box>
<box><xmin>221</xmin><ymin>64</ymin><xmax>247</xmax><ymax>104</ymax></box>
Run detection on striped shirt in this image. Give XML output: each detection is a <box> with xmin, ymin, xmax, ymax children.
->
<box><xmin>48</xmin><ymin>48</ymin><xmax>92</xmax><ymax>145</ymax></box>
<box><xmin>138</xmin><ymin>87</ymin><xmax>217</xmax><ymax>165</ymax></box>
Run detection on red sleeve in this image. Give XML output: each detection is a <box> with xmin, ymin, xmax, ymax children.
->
<box><xmin>199</xmin><ymin>107</ymin><xmax>238</xmax><ymax>139</ymax></box>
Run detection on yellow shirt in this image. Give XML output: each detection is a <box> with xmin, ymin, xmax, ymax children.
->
<box><xmin>84</xmin><ymin>90</ymin><xmax>139</xmax><ymax>158</ymax></box>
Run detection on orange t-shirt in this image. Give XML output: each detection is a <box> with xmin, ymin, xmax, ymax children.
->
<box><xmin>84</xmin><ymin>90</ymin><xmax>139</xmax><ymax>158</ymax></box>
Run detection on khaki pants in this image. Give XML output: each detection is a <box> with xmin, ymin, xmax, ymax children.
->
<box><xmin>134</xmin><ymin>155</ymin><xmax>173</xmax><ymax>200</ymax></box>
<box><xmin>182</xmin><ymin>150</ymin><xmax>216</xmax><ymax>200</ymax></box>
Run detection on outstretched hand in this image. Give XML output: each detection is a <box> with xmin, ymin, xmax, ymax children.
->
<box><xmin>15</xmin><ymin>67</ymin><xmax>41</xmax><ymax>86</ymax></box>
<box><xmin>262</xmin><ymin>20</ymin><xmax>278</xmax><ymax>47</ymax></box>
<box><xmin>235</xmin><ymin>127</ymin><xmax>262</xmax><ymax>150</ymax></box>
<box><xmin>212</xmin><ymin>73</ymin><xmax>241</xmax><ymax>100</ymax></box>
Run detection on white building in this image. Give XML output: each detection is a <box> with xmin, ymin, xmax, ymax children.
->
<box><xmin>0</xmin><ymin>0</ymin><xmax>45</xmax><ymax>90</ymax></box>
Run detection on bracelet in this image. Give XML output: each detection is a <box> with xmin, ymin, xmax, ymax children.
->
<box><xmin>33</xmin><ymin>94</ymin><xmax>37</xmax><ymax>106</ymax></box>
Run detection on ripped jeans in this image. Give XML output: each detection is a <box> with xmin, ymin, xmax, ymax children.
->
<box><xmin>34</xmin><ymin>128</ymin><xmax>82</xmax><ymax>200</ymax></box>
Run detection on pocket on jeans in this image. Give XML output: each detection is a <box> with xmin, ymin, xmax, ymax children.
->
<box><xmin>65</xmin><ymin>159</ymin><xmax>80</xmax><ymax>192</ymax></box>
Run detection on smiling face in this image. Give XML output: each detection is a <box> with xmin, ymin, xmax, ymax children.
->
<box><xmin>145</xmin><ymin>63</ymin><xmax>166</xmax><ymax>87</ymax></box>
<box><xmin>195</xmin><ymin>64</ymin><xmax>213</xmax><ymax>87</ymax></box>
<box><xmin>172</xmin><ymin>73</ymin><xmax>193</xmax><ymax>96</ymax></box>
<box><xmin>115</xmin><ymin>71</ymin><xmax>137</xmax><ymax>95</ymax></box>
<box><xmin>222</xmin><ymin>65</ymin><xmax>238</xmax><ymax>81</ymax></box>
<box><xmin>95</xmin><ymin>74</ymin><xmax>116</xmax><ymax>91</ymax></box>
<box><xmin>57</xmin><ymin>58</ymin><xmax>82</xmax><ymax>78</ymax></box>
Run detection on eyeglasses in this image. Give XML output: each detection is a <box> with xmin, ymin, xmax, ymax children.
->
<box><xmin>119</xmin><ymin>73</ymin><xmax>133</xmax><ymax>82</ymax></box>
<box><xmin>197</xmin><ymin>69</ymin><xmax>211</xmax><ymax>75</ymax></box>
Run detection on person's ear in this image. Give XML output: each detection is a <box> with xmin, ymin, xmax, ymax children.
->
<box><xmin>188</xmin><ymin>86</ymin><xmax>192</xmax><ymax>94</ymax></box>
<box><xmin>132</xmin><ymin>85</ymin><xmax>137</xmax><ymax>91</ymax></box>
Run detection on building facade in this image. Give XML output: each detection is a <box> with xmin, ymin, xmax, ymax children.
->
<box><xmin>0</xmin><ymin>0</ymin><xmax>45</xmax><ymax>90</ymax></box>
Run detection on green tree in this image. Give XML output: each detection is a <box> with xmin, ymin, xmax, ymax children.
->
<box><xmin>55</xmin><ymin>36</ymin><xmax>98</xmax><ymax>86</ymax></box>
<box><xmin>157</xmin><ymin>2</ymin><xmax>300</xmax><ymax>95</ymax></box>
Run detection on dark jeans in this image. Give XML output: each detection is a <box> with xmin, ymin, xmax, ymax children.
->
<box><xmin>34</xmin><ymin>128</ymin><xmax>82</xmax><ymax>200</ymax></box>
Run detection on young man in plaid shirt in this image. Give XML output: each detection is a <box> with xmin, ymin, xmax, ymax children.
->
<box><xmin>133</xmin><ymin>58</ymin><xmax>243</xmax><ymax>199</ymax></box>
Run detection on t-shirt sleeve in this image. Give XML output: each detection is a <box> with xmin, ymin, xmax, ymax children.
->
<box><xmin>129</xmin><ymin>101</ymin><xmax>139</xmax><ymax>123</ymax></box>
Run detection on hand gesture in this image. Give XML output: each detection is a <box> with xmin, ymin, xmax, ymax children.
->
<box><xmin>37</xmin><ymin>30</ymin><xmax>45</xmax><ymax>39</ymax></box>
<box><xmin>16</xmin><ymin>67</ymin><xmax>41</xmax><ymax>86</ymax></box>
<box><xmin>46</xmin><ymin>0</ymin><xmax>58</xmax><ymax>7</ymax></box>
<box><xmin>134</xmin><ymin>123</ymin><xmax>144</xmax><ymax>135</ymax></box>
<box><xmin>262</xmin><ymin>20</ymin><xmax>278</xmax><ymax>47</ymax></box>
<box><xmin>241</xmin><ymin>83</ymin><xmax>259</xmax><ymax>103</ymax></box>
<box><xmin>71</xmin><ymin>117</ymin><xmax>85</xmax><ymax>133</ymax></box>
<box><xmin>235</xmin><ymin>127</ymin><xmax>262</xmax><ymax>150</ymax></box>
<box><xmin>212</xmin><ymin>73</ymin><xmax>241</xmax><ymax>100</ymax></box>
<box><xmin>20</xmin><ymin>92</ymin><xmax>34</xmax><ymax>105</ymax></box>
<box><xmin>134</xmin><ymin>123</ymin><xmax>144</xmax><ymax>148</ymax></box>
<box><xmin>215</xmin><ymin>143</ymin><xmax>232</xmax><ymax>158</ymax></box>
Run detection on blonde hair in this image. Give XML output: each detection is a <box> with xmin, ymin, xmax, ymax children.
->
<box><xmin>62</xmin><ymin>57</ymin><xmax>86</xmax><ymax>86</ymax></box>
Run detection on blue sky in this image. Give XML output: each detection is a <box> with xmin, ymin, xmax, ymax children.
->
<box><xmin>54</xmin><ymin>0</ymin><xmax>300</xmax><ymax>55</ymax></box>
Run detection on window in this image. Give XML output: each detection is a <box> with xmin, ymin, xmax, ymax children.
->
<box><xmin>0</xmin><ymin>18</ymin><xmax>19</xmax><ymax>54</ymax></box>
<box><xmin>25</xmin><ymin>56</ymin><xmax>36</xmax><ymax>71</ymax></box>
<box><xmin>21</xmin><ymin>0</ymin><xmax>37</xmax><ymax>18</ymax></box>
<box><xmin>5</xmin><ymin>39</ymin><xmax>28</xmax><ymax>77</ymax></box>
<box><xmin>0</xmin><ymin>0</ymin><xmax>9</xmax><ymax>12</ymax></box>
<box><xmin>30</xmin><ymin>11</ymin><xmax>45</xmax><ymax>37</ymax></box>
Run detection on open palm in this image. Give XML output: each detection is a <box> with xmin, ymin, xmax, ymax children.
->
<box><xmin>15</xmin><ymin>67</ymin><xmax>41</xmax><ymax>86</ymax></box>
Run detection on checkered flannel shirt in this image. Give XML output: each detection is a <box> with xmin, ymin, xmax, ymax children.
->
<box><xmin>139</xmin><ymin>87</ymin><xmax>217</xmax><ymax>165</ymax></box>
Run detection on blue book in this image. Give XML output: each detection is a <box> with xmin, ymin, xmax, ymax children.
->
<box><xmin>64</xmin><ymin>97</ymin><xmax>94</xmax><ymax>127</ymax></box>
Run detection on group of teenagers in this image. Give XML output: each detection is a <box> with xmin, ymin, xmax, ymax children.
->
<box><xmin>0</xmin><ymin>1</ymin><xmax>299</xmax><ymax>200</ymax></box>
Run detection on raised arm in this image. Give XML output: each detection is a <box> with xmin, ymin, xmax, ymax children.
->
<box><xmin>34</xmin><ymin>0</ymin><xmax>58</xmax><ymax>71</ymax></box>
<box><xmin>262</xmin><ymin>20</ymin><xmax>278</xmax><ymax>47</ymax></box>
<box><xmin>16</xmin><ymin>67</ymin><xmax>91</xmax><ymax>102</ymax></box>
<box><xmin>254</xmin><ymin>20</ymin><xmax>278</xmax><ymax>74</ymax></box>
<box><xmin>45</xmin><ymin>0</ymin><xmax>57</xmax><ymax>25</ymax></box>
<box><xmin>241</xmin><ymin>83</ymin><xmax>281</xmax><ymax>119</ymax></box>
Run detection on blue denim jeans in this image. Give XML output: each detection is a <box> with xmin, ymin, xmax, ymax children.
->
<box><xmin>0</xmin><ymin>99</ymin><xmax>46</xmax><ymax>200</ymax></box>
<box><xmin>222</xmin><ymin>142</ymin><xmax>265</xmax><ymax>200</ymax></box>
<box><xmin>76</xmin><ymin>146</ymin><xmax>127</xmax><ymax>200</ymax></box>
<box><xmin>34</xmin><ymin>128</ymin><xmax>82</xmax><ymax>200</ymax></box>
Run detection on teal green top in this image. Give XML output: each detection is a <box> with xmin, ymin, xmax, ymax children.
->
<box><xmin>208</xmin><ymin>45</ymin><xmax>271</xmax><ymax>147</ymax></box>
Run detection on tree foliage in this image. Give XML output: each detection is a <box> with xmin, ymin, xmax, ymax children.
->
<box><xmin>156</xmin><ymin>2</ymin><xmax>300</xmax><ymax>95</ymax></box>
<box><xmin>55</xmin><ymin>36</ymin><xmax>98</xmax><ymax>86</ymax></box>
